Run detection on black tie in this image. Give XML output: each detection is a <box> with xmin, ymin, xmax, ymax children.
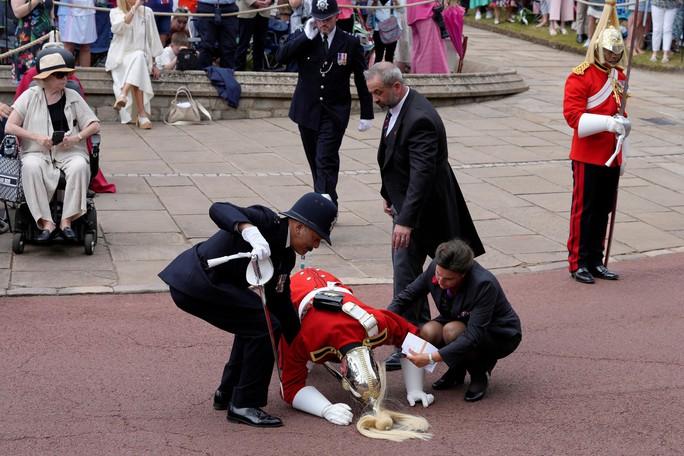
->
<box><xmin>323</xmin><ymin>34</ymin><xmax>329</xmax><ymax>54</ymax></box>
<box><xmin>382</xmin><ymin>111</ymin><xmax>391</xmax><ymax>136</ymax></box>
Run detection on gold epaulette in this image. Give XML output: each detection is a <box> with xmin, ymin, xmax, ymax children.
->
<box><xmin>572</xmin><ymin>61</ymin><xmax>591</xmax><ymax>75</ymax></box>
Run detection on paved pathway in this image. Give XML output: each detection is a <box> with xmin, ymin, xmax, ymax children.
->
<box><xmin>1</xmin><ymin>26</ymin><xmax>683</xmax><ymax>295</ymax></box>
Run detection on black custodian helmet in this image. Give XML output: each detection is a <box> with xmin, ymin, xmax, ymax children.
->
<box><xmin>281</xmin><ymin>193</ymin><xmax>337</xmax><ymax>244</ymax></box>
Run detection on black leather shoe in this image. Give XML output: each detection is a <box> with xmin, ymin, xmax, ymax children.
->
<box><xmin>589</xmin><ymin>265</ymin><xmax>619</xmax><ymax>280</ymax></box>
<box><xmin>61</xmin><ymin>226</ymin><xmax>77</xmax><ymax>241</ymax></box>
<box><xmin>464</xmin><ymin>372</ymin><xmax>488</xmax><ymax>402</ymax></box>
<box><xmin>213</xmin><ymin>390</ymin><xmax>230</xmax><ymax>411</ymax></box>
<box><xmin>227</xmin><ymin>405</ymin><xmax>283</xmax><ymax>428</ymax></box>
<box><xmin>35</xmin><ymin>229</ymin><xmax>53</xmax><ymax>242</ymax></box>
<box><xmin>571</xmin><ymin>267</ymin><xmax>594</xmax><ymax>284</ymax></box>
<box><xmin>432</xmin><ymin>367</ymin><xmax>466</xmax><ymax>390</ymax></box>
<box><xmin>576</xmin><ymin>33</ymin><xmax>587</xmax><ymax>44</ymax></box>
<box><xmin>384</xmin><ymin>350</ymin><xmax>403</xmax><ymax>371</ymax></box>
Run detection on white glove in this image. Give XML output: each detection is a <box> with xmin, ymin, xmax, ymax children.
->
<box><xmin>357</xmin><ymin>119</ymin><xmax>373</xmax><ymax>132</ymax></box>
<box><xmin>241</xmin><ymin>226</ymin><xmax>270</xmax><ymax>260</ymax></box>
<box><xmin>304</xmin><ymin>18</ymin><xmax>318</xmax><ymax>40</ymax></box>
<box><xmin>605</xmin><ymin>116</ymin><xmax>625</xmax><ymax>136</ymax></box>
<box><xmin>613</xmin><ymin>115</ymin><xmax>631</xmax><ymax>138</ymax></box>
<box><xmin>401</xmin><ymin>358</ymin><xmax>435</xmax><ymax>408</ymax></box>
<box><xmin>292</xmin><ymin>386</ymin><xmax>353</xmax><ymax>425</ymax></box>
<box><xmin>321</xmin><ymin>403</ymin><xmax>354</xmax><ymax>425</ymax></box>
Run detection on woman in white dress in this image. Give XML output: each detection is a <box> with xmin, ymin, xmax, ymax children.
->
<box><xmin>105</xmin><ymin>0</ymin><xmax>163</xmax><ymax>129</ymax></box>
<box><xmin>58</xmin><ymin>0</ymin><xmax>97</xmax><ymax>67</ymax></box>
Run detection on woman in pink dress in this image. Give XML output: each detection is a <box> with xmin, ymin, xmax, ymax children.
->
<box><xmin>406</xmin><ymin>0</ymin><xmax>448</xmax><ymax>73</ymax></box>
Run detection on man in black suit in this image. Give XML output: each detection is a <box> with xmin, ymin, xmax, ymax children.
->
<box><xmin>365</xmin><ymin>62</ymin><xmax>485</xmax><ymax>370</ymax></box>
<box><xmin>159</xmin><ymin>193</ymin><xmax>337</xmax><ymax>427</ymax></box>
<box><xmin>276</xmin><ymin>0</ymin><xmax>374</xmax><ymax>204</ymax></box>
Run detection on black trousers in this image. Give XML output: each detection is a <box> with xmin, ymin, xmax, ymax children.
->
<box><xmin>461</xmin><ymin>332</ymin><xmax>522</xmax><ymax>374</ymax></box>
<box><xmin>195</xmin><ymin>2</ymin><xmax>239</xmax><ymax>69</ymax></box>
<box><xmin>236</xmin><ymin>14</ymin><xmax>269</xmax><ymax>71</ymax></box>
<box><xmin>567</xmin><ymin>161</ymin><xmax>620</xmax><ymax>272</ymax></box>
<box><xmin>298</xmin><ymin>111</ymin><xmax>345</xmax><ymax>203</ymax></box>
<box><xmin>373</xmin><ymin>31</ymin><xmax>397</xmax><ymax>63</ymax></box>
<box><xmin>169</xmin><ymin>287</ymin><xmax>279</xmax><ymax>408</ymax></box>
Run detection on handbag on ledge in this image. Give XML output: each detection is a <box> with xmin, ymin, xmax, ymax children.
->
<box><xmin>164</xmin><ymin>86</ymin><xmax>212</xmax><ymax>126</ymax></box>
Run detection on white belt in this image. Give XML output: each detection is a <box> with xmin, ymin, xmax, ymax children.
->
<box><xmin>341</xmin><ymin>302</ymin><xmax>379</xmax><ymax>338</ymax></box>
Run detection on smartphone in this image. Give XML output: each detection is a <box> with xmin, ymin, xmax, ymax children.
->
<box><xmin>52</xmin><ymin>131</ymin><xmax>65</xmax><ymax>145</ymax></box>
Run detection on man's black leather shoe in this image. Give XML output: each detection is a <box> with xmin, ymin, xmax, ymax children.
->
<box><xmin>571</xmin><ymin>267</ymin><xmax>594</xmax><ymax>284</ymax></box>
<box><xmin>589</xmin><ymin>265</ymin><xmax>619</xmax><ymax>280</ymax></box>
<box><xmin>213</xmin><ymin>390</ymin><xmax>230</xmax><ymax>411</ymax></box>
<box><xmin>384</xmin><ymin>350</ymin><xmax>403</xmax><ymax>371</ymax></box>
<box><xmin>61</xmin><ymin>226</ymin><xmax>77</xmax><ymax>241</ymax></box>
<box><xmin>576</xmin><ymin>33</ymin><xmax>587</xmax><ymax>44</ymax></box>
<box><xmin>432</xmin><ymin>367</ymin><xmax>466</xmax><ymax>390</ymax></box>
<box><xmin>464</xmin><ymin>372</ymin><xmax>488</xmax><ymax>402</ymax></box>
<box><xmin>35</xmin><ymin>229</ymin><xmax>53</xmax><ymax>242</ymax></box>
<box><xmin>227</xmin><ymin>405</ymin><xmax>283</xmax><ymax>427</ymax></box>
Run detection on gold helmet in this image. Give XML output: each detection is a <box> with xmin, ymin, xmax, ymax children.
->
<box><xmin>584</xmin><ymin>0</ymin><xmax>626</xmax><ymax>68</ymax></box>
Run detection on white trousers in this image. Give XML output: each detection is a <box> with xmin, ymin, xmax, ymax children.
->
<box><xmin>650</xmin><ymin>5</ymin><xmax>677</xmax><ymax>52</ymax></box>
<box><xmin>22</xmin><ymin>154</ymin><xmax>90</xmax><ymax>225</ymax></box>
<box><xmin>110</xmin><ymin>50</ymin><xmax>154</xmax><ymax>124</ymax></box>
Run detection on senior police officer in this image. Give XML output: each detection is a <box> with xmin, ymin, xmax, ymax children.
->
<box><xmin>159</xmin><ymin>193</ymin><xmax>337</xmax><ymax>427</ymax></box>
<box><xmin>195</xmin><ymin>0</ymin><xmax>239</xmax><ymax>69</ymax></box>
<box><xmin>276</xmin><ymin>0</ymin><xmax>374</xmax><ymax>205</ymax></box>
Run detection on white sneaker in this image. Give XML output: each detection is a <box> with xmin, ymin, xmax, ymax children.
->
<box><xmin>560</xmin><ymin>27</ymin><xmax>568</xmax><ymax>35</ymax></box>
<box><xmin>650</xmin><ymin>54</ymin><xmax>657</xmax><ymax>62</ymax></box>
<box><xmin>583</xmin><ymin>39</ymin><xmax>590</xmax><ymax>48</ymax></box>
<box><xmin>486</xmin><ymin>10</ymin><xmax>493</xmax><ymax>19</ymax></box>
<box><xmin>494</xmin><ymin>19</ymin><xmax>500</xmax><ymax>25</ymax></box>
<box><xmin>475</xmin><ymin>10</ymin><xmax>482</xmax><ymax>20</ymax></box>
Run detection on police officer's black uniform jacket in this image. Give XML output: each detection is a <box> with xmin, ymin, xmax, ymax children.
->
<box><xmin>159</xmin><ymin>202</ymin><xmax>300</xmax><ymax>343</ymax></box>
<box><xmin>276</xmin><ymin>28</ymin><xmax>374</xmax><ymax>130</ymax></box>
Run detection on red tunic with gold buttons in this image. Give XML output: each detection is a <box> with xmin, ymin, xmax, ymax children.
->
<box><xmin>279</xmin><ymin>268</ymin><xmax>418</xmax><ymax>404</ymax></box>
<box><xmin>563</xmin><ymin>62</ymin><xmax>626</xmax><ymax>166</ymax></box>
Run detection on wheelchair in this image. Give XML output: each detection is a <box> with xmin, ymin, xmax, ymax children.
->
<box><xmin>7</xmin><ymin>134</ymin><xmax>100</xmax><ymax>256</ymax></box>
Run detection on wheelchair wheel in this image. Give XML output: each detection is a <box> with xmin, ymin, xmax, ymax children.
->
<box><xmin>84</xmin><ymin>233</ymin><xmax>95</xmax><ymax>255</ymax></box>
<box><xmin>12</xmin><ymin>232</ymin><xmax>25</xmax><ymax>254</ymax></box>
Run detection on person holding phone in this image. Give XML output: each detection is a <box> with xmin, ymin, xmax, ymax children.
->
<box><xmin>5</xmin><ymin>48</ymin><xmax>101</xmax><ymax>242</ymax></box>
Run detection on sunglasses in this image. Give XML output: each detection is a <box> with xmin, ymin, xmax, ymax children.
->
<box><xmin>52</xmin><ymin>72</ymin><xmax>68</xmax><ymax>79</ymax></box>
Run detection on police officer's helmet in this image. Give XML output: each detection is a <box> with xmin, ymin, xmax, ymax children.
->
<box><xmin>311</xmin><ymin>0</ymin><xmax>340</xmax><ymax>20</ymax></box>
<box><xmin>281</xmin><ymin>193</ymin><xmax>337</xmax><ymax>244</ymax></box>
<box><xmin>34</xmin><ymin>47</ymin><xmax>76</xmax><ymax>80</ymax></box>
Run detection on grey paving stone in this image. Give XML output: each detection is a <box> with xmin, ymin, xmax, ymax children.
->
<box><xmin>103</xmin><ymin>176</ymin><xmax>153</xmax><ymax>194</ymax></box>
<box><xmin>109</xmin><ymin>244</ymin><xmax>189</xmax><ymax>262</ymax></box>
<box><xmin>145</xmin><ymin>175</ymin><xmax>193</xmax><ymax>187</ymax></box>
<box><xmin>475</xmin><ymin>218</ymin><xmax>533</xmax><ymax>237</ymax></box>
<box><xmin>461</xmin><ymin>182</ymin><xmax>533</xmax><ymax>209</ymax></box>
<box><xmin>485</xmin><ymin>175</ymin><xmax>565</xmax><ymax>195</ymax></box>
<box><xmin>521</xmin><ymin>193</ymin><xmax>571</xmax><ymax>212</ymax></box>
<box><xmin>616</xmin><ymin>222</ymin><xmax>684</xmax><ymax>251</ymax></box>
<box><xmin>484</xmin><ymin>234</ymin><xmax>565</xmax><ymax>254</ymax></box>
<box><xmin>634</xmin><ymin>212</ymin><xmax>684</xmax><ymax>231</ymax></box>
<box><xmin>11</xmin><ymin>270</ymin><xmax>116</xmax><ymax>288</ymax></box>
<box><xmin>624</xmin><ymin>186</ymin><xmax>684</xmax><ymax>207</ymax></box>
<box><xmin>11</xmin><ymin>245</ymin><xmax>114</xmax><ymax>272</ymax></box>
<box><xmin>170</xmin><ymin>162</ymin><xmax>241</xmax><ymax>174</ymax></box>
<box><xmin>155</xmin><ymin>186</ymin><xmax>212</xmax><ymax>215</ymax></box>
<box><xmin>94</xmin><ymin>193</ymin><xmax>165</xmax><ymax>211</ymax></box>
<box><xmin>114</xmin><ymin>260</ymin><xmax>171</xmax><ymax>287</ymax></box>
<box><xmin>105</xmin><ymin>160</ymin><xmax>174</xmax><ymax>175</ymax></box>
<box><xmin>157</xmin><ymin>149</ymin><xmax>226</xmax><ymax>164</ymax></box>
<box><xmin>172</xmin><ymin>214</ymin><xmax>216</xmax><ymax>239</ymax></box>
<box><xmin>330</xmin><ymin>244</ymin><xmax>389</xmax><ymax>262</ymax></box>
<box><xmin>99</xmin><ymin>211</ymin><xmax>179</xmax><ymax>233</ymax></box>
<box><xmin>104</xmin><ymin>232</ymin><xmax>189</xmax><ymax>246</ymax></box>
<box><xmin>0</xmin><ymin>269</ymin><xmax>9</xmax><ymax>289</ymax></box>
<box><xmin>0</xmin><ymin>252</ymin><xmax>9</xmax><ymax>268</ymax></box>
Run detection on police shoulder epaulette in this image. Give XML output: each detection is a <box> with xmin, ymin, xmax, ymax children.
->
<box><xmin>572</xmin><ymin>61</ymin><xmax>590</xmax><ymax>75</ymax></box>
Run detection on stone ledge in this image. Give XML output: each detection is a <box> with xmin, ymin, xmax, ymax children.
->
<box><xmin>0</xmin><ymin>63</ymin><xmax>528</xmax><ymax>121</ymax></box>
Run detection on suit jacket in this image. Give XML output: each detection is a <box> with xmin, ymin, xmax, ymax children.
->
<box><xmin>158</xmin><ymin>202</ymin><xmax>300</xmax><ymax>342</ymax></box>
<box><xmin>276</xmin><ymin>28</ymin><xmax>374</xmax><ymax>130</ymax></box>
<box><xmin>378</xmin><ymin>88</ymin><xmax>484</xmax><ymax>256</ymax></box>
<box><xmin>390</xmin><ymin>260</ymin><xmax>522</xmax><ymax>368</ymax></box>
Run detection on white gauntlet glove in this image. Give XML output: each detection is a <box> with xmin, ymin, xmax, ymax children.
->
<box><xmin>321</xmin><ymin>403</ymin><xmax>353</xmax><ymax>425</ymax></box>
<box><xmin>401</xmin><ymin>358</ymin><xmax>434</xmax><ymax>408</ymax></box>
<box><xmin>578</xmin><ymin>113</ymin><xmax>625</xmax><ymax>138</ymax></box>
<box><xmin>613</xmin><ymin>115</ymin><xmax>631</xmax><ymax>138</ymax></box>
<box><xmin>241</xmin><ymin>226</ymin><xmax>271</xmax><ymax>260</ymax></box>
<box><xmin>357</xmin><ymin>119</ymin><xmax>373</xmax><ymax>132</ymax></box>
<box><xmin>292</xmin><ymin>386</ymin><xmax>353</xmax><ymax>425</ymax></box>
<box><xmin>304</xmin><ymin>18</ymin><xmax>319</xmax><ymax>40</ymax></box>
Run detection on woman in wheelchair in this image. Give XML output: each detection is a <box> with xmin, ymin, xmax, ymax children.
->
<box><xmin>5</xmin><ymin>47</ymin><xmax>101</xmax><ymax>242</ymax></box>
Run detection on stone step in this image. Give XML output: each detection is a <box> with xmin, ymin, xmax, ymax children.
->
<box><xmin>0</xmin><ymin>63</ymin><xmax>528</xmax><ymax>121</ymax></box>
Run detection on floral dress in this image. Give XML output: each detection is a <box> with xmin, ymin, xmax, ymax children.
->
<box><xmin>11</xmin><ymin>4</ymin><xmax>53</xmax><ymax>83</ymax></box>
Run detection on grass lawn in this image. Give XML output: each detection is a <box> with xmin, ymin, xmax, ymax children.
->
<box><xmin>464</xmin><ymin>13</ymin><xmax>684</xmax><ymax>72</ymax></box>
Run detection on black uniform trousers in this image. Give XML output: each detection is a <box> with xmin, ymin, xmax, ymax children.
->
<box><xmin>195</xmin><ymin>2</ymin><xmax>239</xmax><ymax>69</ymax></box>
<box><xmin>567</xmin><ymin>160</ymin><xmax>620</xmax><ymax>272</ymax></box>
<box><xmin>236</xmin><ymin>14</ymin><xmax>269</xmax><ymax>71</ymax></box>
<box><xmin>169</xmin><ymin>286</ymin><xmax>279</xmax><ymax>408</ymax></box>
<box><xmin>298</xmin><ymin>110</ymin><xmax>345</xmax><ymax>203</ymax></box>
<box><xmin>458</xmin><ymin>332</ymin><xmax>522</xmax><ymax>375</ymax></box>
<box><xmin>373</xmin><ymin>31</ymin><xmax>397</xmax><ymax>63</ymax></box>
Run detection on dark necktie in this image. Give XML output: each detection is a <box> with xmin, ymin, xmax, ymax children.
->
<box><xmin>382</xmin><ymin>111</ymin><xmax>391</xmax><ymax>136</ymax></box>
<box><xmin>323</xmin><ymin>34</ymin><xmax>329</xmax><ymax>54</ymax></box>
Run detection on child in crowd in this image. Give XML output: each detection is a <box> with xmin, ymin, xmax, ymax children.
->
<box><xmin>155</xmin><ymin>32</ymin><xmax>190</xmax><ymax>70</ymax></box>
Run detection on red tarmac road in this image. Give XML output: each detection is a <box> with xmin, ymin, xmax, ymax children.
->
<box><xmin>1</xmin><ymin>253</ymin><xmax>683</xmax><ymax>456</ymax></box>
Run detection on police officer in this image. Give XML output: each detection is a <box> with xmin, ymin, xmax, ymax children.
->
<box><xmin>276</xmin><ymin>0</ymin><xmax>374</xmax><ymax>204</ymax></box>
<box><xmin>159</xmin><ymin>193</ymin><xmax>337</xmax><ymax>427</ymax></box>
<box><xmin>195</xmin><ymin>0</ymin><xmax>239</xmax><ymax>69</ymax></box>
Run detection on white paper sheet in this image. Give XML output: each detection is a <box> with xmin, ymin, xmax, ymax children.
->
<box><xmin>401</xmin><ymin>333</ymin><xmax>439</xmax><ymax>373</ymax></box>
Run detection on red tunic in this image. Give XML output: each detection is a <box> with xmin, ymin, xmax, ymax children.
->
<box><xmin>563</xmin><ymin>63</ymin><xmax>626</xmax><ymax>167</ymax></box>
<box><xmin>279</xmin><ymin>268</ymin><xmax>418</xmax><ymax>404</ymax></box>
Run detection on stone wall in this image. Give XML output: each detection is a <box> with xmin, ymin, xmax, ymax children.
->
<box><xmin>0</xmin><ymin>63</ymin><xmax>528</xmax><ymax>121</ymax></box>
